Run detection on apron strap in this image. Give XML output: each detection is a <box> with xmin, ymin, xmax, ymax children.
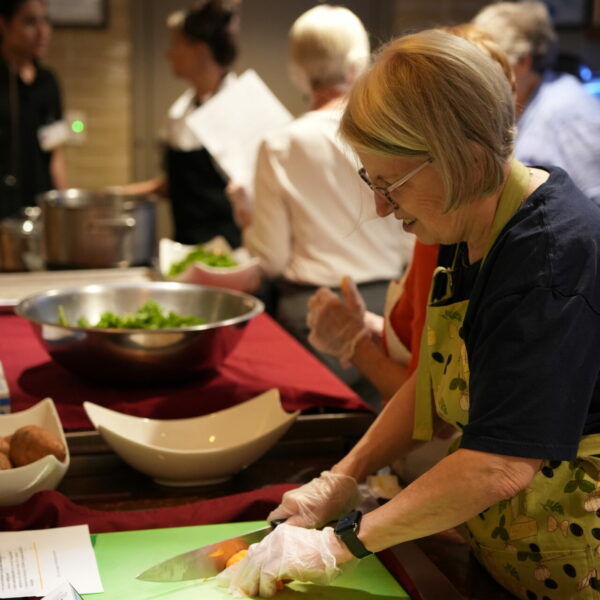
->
<box><xmin>414</xmin><ymin>311</ymin><xmax>436</xmax><ymax>440</ymax></box>
<box><xmin>413</xmin><ymin>159</ymin><xmax>531</xmax><ymax>441</ymax></box>
<box><xmin>481</xmin><ymin>159</ymin><xmax>530</xmax><ymax>266</ymax></box>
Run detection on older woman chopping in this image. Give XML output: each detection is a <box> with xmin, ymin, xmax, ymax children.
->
<box><xmin>218</xmin><ymin>29</ymin><xmax>600</xmax><ymax>600</ymax></box>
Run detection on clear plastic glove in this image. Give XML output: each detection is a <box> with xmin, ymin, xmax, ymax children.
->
<box><xmin>267</xmin><ymin>470</ymin><xmax>362</xmax><ymax>529</ymax></box>
<box><xmin>364</xmin><ymin>310</ymin><xmax>384</xmax><ymax>341</ymax></box>
<box><xmin>216</xmin><ymin>524</ymin><xmax>353</xmax><ymax>598</ymax></box>
<box><xmin>225</xmin><ymin>182</ymin><xmax>253</xmax><ymax>229</ymax></box>
<box><xmin>307</xmin><ymin>276</ymin><xmax>369</xmax><ymax>366</ymax></box>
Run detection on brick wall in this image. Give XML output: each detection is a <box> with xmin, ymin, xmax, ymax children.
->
<box><xmin>44</xmin><ymin>0</ymin><xmax>132</xmax><ymax>191</ymax></box>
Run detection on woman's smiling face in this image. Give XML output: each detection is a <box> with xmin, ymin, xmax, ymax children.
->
<box><xmin>357</xmin><ymin>151</ymin><xmax>468</xmax><ymax>246</ymax></box>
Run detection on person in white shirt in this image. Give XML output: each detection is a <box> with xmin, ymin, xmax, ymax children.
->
<box><xmin>239</xmin><ymin>5</ymin><xmax>414</xmax><ymax>408</ymax></box>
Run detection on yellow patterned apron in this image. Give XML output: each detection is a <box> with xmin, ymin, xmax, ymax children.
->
<box><xmin>415</xmin><ymin>161</ymin><xmax>600</xmax><ymax>599</ymax></box>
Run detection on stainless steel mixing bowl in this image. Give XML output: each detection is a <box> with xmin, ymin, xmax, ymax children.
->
<box><xmin>15</xmin><ymin>282</ymin><xmax>264</xmax><ymax>384</ymax></box>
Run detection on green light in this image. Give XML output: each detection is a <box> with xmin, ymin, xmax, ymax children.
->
<box><xmin>71</xmin><ymin>120</ymin><xmax>85</xmax><ymax>134</ymax></box>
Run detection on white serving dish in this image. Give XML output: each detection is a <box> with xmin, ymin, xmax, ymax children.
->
<box><xmin>159</xmin><ymin>237</ymin><xmax>261</xmax><ymax>293</ymax></box>
<box><xmin>0</xmin><ymin>398</ymin><xmax>70</xmax><ymax>506</ymax></box>
<box><xmin>83</xmin><ymin>389</ymin><xmax>298</xmax><ymax>486</ymax></box>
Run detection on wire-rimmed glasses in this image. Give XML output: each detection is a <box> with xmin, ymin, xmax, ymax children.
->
<box><xmin>358</xmin><ymin>158</ymin><xmax>432</xmax><ymax>210</ymax></box>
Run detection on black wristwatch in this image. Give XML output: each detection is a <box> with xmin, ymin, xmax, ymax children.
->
<box><xmin>334</xmin><ymin>510</ymin><xmax>372</xmax><ymax>558</ymax></box>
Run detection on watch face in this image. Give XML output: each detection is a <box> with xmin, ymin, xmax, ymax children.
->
<box><xmin>336</xmin><ymin>510</ymin><xmax>360</xmax><ymax>533</ymax></box>
<box><xmin>338</xmin><ymin>515</ymin><xmax>353</xmax><ymax>529</ymax></box>
<box><xmin>334</xmin><ymin>510</ymin><xmax>371</xmax><ymax>559</ymax></box>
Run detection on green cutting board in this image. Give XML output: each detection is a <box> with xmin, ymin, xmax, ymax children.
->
<box><xmin>83</xmin><ymin>521</ymin><xmax>409</xmax><ymax>599</ymax></box>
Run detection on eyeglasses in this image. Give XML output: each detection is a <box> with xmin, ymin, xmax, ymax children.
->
<box><xmin>358</xmin><ymin>158</ymin><xmax>432</xmax><ymax>210</ymax></box>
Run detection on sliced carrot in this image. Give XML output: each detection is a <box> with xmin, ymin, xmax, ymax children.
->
<box><xmin>225</xmin><ymin>549</ymin><xmax>248</xmax><ymax>568</ymax></box>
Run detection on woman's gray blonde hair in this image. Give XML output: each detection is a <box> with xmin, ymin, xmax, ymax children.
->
<box><xmin>288</xmin><ymin>4</ymin><xmax>370</xmax><ymax>95</ymax></box>
<box><xmin>472</xmin><ymin>1</ymin><xmax>557</xmax><ymax>73</ymax></box>
<box><xmin>340</xmin><ymin>29</ymin><xmax>516</xmax><ymax>210</ymax></box>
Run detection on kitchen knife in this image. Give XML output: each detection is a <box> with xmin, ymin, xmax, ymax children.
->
<box><xmin>136</xmin><ymin>519</ymin><xmax>285</xmax><ymax>582</ymax></box>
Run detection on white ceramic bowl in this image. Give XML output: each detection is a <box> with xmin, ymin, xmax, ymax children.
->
<box><xmin>159</xmin><ymin>238</ymin><xmax>262</xmax><ymax>293</ymax></box>
<box><xmin>83</xmin><ymin>389</ymin><xmax>298</xmax><ymax>486</ymax></box>
<box><xmin>0</xmin><ymin>398</ymin><xmax>70</xmax><ymax>506</ymax></box>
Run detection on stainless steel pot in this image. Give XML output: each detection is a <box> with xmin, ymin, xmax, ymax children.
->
<box><xmin>37</xmin><ymin>189</ymin><xmax>157</xmax><ymax>269</ymax></box>
<box><xmin>0</xmin><ymin>206</ymin><xmax>44</xmax><ymax>272</ymax></box>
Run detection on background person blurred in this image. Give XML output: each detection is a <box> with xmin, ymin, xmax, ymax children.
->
<box><xmin>123</xmin><ymin>0</ymin><xmax>242</xmax><ymax>248</ymax></box>
<box><xmin>240</xmin><ymin>4</ymin><xmax>414</xmax><ymax>409</ymax></box>
<box><xmin>307</xmin><ymin>24</ymin><xmax>515</xmax><ymax>482</ymax></box>
<box><xmin>473</xmin><ymin>0</ymin><xmax>600</xmax><ymax>205</ymax></box>
<box><xmin>0</xmin><ymin>0</ymin><xmax>66</xmax><ymax>220</ymax></box>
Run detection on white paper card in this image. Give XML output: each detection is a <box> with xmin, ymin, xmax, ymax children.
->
<box><xmin>187</xmin><ymin>69</ymin><xmax>293</xmax><ymax>188</ymax></box>
<box><xmin>41</xmin><ymin>580</ymin><xmax>84</xmax><ymax>600</ymax></box>
<box><xmin>37</xmin><ymin>120</ymin><xmax>69</xmax><ymax>151</ymax></box>
<box><xmin>0</xmin><ymin>525</ymin><xmax>103</xmax><ymax>598</ymax></box>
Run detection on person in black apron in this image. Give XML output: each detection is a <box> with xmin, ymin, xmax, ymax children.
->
<box><xmin>124</xmin><ymin>0</ymin><xmax>241</xmax><ymax>248</ymax></box>
<box><xmin>0</xmin><ymin>0</ymin><xmax>67</xmax><ymax>220</ymax></box>
<box><xmin>218</xmin><ymin>30</ymin><xmax>600</xmax><ymax>600</ymax></box>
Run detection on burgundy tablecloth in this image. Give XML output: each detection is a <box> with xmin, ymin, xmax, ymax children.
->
<box><xmin>0</xmin><ymin>313</ymin><xmax>372</xmax><ymax>430</ymax></box>
<box><xmin>0</xmin><ymin>484</ymin><xmax>297</xmax><ymax>533</ymax></box>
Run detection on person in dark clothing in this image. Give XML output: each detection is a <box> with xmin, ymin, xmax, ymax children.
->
<box><xmin>123</xmin><ymin>0</ymin><xmax>241</xmax><ymax>248</ymax></box>
<box><xmin>0</xmin><ymin>0</ymin><xmax>66</xmax><ymax>220</ymax></box>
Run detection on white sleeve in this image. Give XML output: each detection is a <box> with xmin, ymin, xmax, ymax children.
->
<box><xmin>243</xmin><ymin>140</ymin><xmax>291</xmax><ymax>278</ymax></box>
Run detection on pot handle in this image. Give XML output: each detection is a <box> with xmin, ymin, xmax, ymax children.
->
<box><xmin>88</xmin><ymin>217</ymin><xmax>136</xmax><ymax>231</ymax></box>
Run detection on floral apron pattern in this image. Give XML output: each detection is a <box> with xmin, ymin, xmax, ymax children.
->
<box><xmin>415</xmin><ymin>160</ymin><xmax>600</xmax><ymax>599</ymax></box>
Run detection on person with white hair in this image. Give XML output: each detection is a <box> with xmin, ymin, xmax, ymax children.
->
<box><xmin>473</xmin><ymin>0</ymin><xmax>600</xmax><ymax>205</ymax></box>
<box><xmin>238</xmin><ymin>4</ymin><xmax>414</xmax><ymax>407</ymax></box>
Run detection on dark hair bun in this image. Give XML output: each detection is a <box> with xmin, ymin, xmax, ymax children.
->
<box><xmin>182</xmin><ymin>0</ymin><xmax>239</xmax><ymax>67</ymax></box>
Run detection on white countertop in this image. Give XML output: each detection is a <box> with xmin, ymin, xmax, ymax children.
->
<box><xmin>0</xmin><ymin>267</ymin><xmax>156</xmax><ymax>308</ymax></box>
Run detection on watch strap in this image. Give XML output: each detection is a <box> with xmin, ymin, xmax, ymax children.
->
<box><xmin>334</xmin><ymin>510</ymin><xmax>372</xmax><ymax>559</ymax></box>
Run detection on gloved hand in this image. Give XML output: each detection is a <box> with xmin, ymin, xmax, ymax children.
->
<box><xmin>216</xmin><ymin>524</ymin><xmax>353</xmax><ymax>598</ymax></box>
<box><xmin>364</xmin><ymin>310</ymin><xmax>384</xmax><ymax>341</ymax></box>
<box><xmin>267</xmin><ymin>470</ymin><xmax>362</xmax><ymax>529</ymax></box>
<box><xmin>225</xmin><ymin>182</ymin><xmax>253</xmax><ymax>229</ymax></box>
<box><xmin>307</xmin><ymin>276</ymin><xmax>369</xmax><ymax>366</ymax></box>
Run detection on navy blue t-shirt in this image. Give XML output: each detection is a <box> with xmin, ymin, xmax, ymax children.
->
<box><xmin>438</xmin><ymin>167</ymin><xmax>600</xmax><ymax>461</ymax></box>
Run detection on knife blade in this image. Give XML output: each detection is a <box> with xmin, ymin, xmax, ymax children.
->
<box><xmin>136</xmin><ymin>519</ymin><xmax>284</xmax><ymax>582</ymax></box>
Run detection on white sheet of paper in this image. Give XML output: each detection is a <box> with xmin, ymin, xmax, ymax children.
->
<box><xmin>41</xmin><ymin>580</ymin><xmax>84</xmax><ymax>600</ymax></box>
<box><xmin>0</xmin><ymin>525</ymin><xmax>103</xmax><ymax>598</ymax></box>
<box><xmin>187</xmin><ymin>69</ymin><xmax>293</xmax><ymax>188</ymax></box>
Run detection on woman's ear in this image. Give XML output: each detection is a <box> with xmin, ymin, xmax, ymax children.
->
<box><xmin>514</xmin><ymin>53</ymin><xmax>533</xmax><ymax>78</ymax></box>
<box><xmin>193</xmin><ymin>39</ymin><xmax>213</xmax><ymax>64</ymax></box>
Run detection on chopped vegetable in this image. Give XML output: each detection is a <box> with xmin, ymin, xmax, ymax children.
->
<box><xmin>57</xmin><ymin>300</ymin><xmax>206</xmax><ymax>329</ymax></box>
<box><xmin>225</xmin><ymin>549</ymin><xmax>248</xmax><ymax>568</ymax></box>
<box><xmin>57</xmin><ymin>304</ymin><xmax>69</xmax><ymax>326</ymax></box>
<box><xmin>168</xmin><ymin>245</ymin><xmax>237</xmax><ymax>277</ymax></box>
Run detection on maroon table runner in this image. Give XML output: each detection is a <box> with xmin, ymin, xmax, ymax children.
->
<box><xmin>0</xmin><ymin>484</ymin><xmax>297</xmax><ymax>533</ymax></box>
<box><xmin>0</xmin><ymin>313</ymin><xmax>372</xmax><ymax>430</ymax></box>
